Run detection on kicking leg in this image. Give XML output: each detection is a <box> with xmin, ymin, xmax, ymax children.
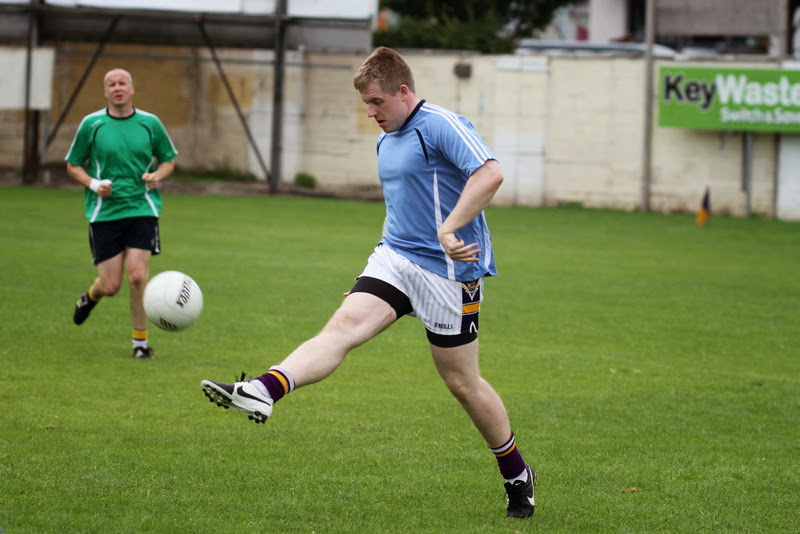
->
<box><xmin>201</xmin><ymin>291</ymin><xmax>397</xmax><ymax>422</ymax></box>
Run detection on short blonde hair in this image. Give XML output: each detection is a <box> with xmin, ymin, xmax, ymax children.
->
<box><xmin>353</xmin><ymin>47</ymin><xmax>415</xmax><ymax>94</ymax></box>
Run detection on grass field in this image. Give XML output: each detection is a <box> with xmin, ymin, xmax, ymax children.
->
<box><xmin>1</xmin><ymin>185</ymin><xmax>799</xmax><ymax>533</ymax></box>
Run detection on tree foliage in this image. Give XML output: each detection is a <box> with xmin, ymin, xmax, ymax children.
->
<box><xmin>374</xmin><ymin>0</ymin><xmax>575</xmax><ymax>53</ymax></box>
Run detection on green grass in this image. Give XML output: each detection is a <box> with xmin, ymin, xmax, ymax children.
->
<box><xmin>1</xmin><ymin>185</ymin><xmax>798</xmax><ymax>533</ymax></box>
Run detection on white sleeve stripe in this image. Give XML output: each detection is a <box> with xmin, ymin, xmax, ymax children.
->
<box><xmin>420</xmin><ymin>103</ymin><xmax>492</xmax><ymax>165</ymax></box>
<box><xmin>422</xmin><ymin>103</ymin><xmax>490</xmax><ymax>163</ymax></box>
<box><xmin>429</xmin><ymin>103</ymin><xmax>492</xmax><ymax>162</ymax></box>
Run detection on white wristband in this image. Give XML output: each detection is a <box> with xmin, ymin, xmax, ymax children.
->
<box><xmin>89</xmin><ymin>178</ymin><xmax>101</xmax><ymax>193</ymax></box>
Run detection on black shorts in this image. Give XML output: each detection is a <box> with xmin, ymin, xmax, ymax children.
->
<box><xmin>88</xmin><ymin>217</ymin><xmax>161</xmax><ymax>264</ymax></box>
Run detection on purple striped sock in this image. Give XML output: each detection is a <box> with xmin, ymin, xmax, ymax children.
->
<box><xmin>254</xmin><ymin>366</ymin><xmax>295</xmax><ymax>403</ymax></box>
<box><xmin>489</xmin><ymin>432</ymin><xmax>527</xmax><ymax>481</ymax></box>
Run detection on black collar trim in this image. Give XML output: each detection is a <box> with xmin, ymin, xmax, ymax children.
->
<box><xmin>400</xmin><ymin>100</ymin><xmax>425</xmax><ymax>130</ymax></box>
<box><xmin>106</xmin><ymin>107</ymin><xmax>136</xmax><ymax>120</ymax></box>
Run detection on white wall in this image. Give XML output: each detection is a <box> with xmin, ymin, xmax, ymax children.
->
<box><xmin>297</xmin><ymin>51</ymin><xmax>783</xmax><ymax>218</ymax></box>
<box><xmin>0</xmin><ymin>47</ymin><xmax>54</xmax><ymax>110</ymax></box>
<box><xmin>5</xmin><ymin>45</ymin><xmax>795</xmax><ymax>220</ymax></box>
<box><xmin>777</xmin><ymin>136</ymin><xmax>800</xmax><ymax>220</ymax></box>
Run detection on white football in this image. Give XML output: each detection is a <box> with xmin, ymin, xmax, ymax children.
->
<box><xmin>143</xmin><ymin>271</ymin><xmax>203</xmax><ymax>331</ymax></box>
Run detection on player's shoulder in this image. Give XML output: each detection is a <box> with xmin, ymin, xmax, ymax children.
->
<box><xmin>133</xmin><ymin>108</ymin><xmax>165</xmax><ymax>126</ymax></box>
<box><xmin>419</xmin><ymin>101</ymin><xmax>459</xmax><ymax>121</ymax></box>
<box><xmin>417</xmin><ymin>102</ymin><xmax>472</xmax><ymax>131</ymax></box>
<box><xmin>134</xmin><ymin>108</ymin><xmax>158</xmax><ymax>119</ymax></box>
<box><xmin>78</xmin><ymin>108</ymin><xmax>109</xmax><ymax>128</ymax></box>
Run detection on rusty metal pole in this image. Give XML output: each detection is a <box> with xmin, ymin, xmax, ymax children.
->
<box><xmin>196</xmin><ymin>16</ymin><xmax>272</xmax><ymax>185</ymax></box>
<box><xmin>269</xmin><ymin>0</ymin><xmax>287</xmax><ymax>194</ymax></box>
<box><xmin>22</xmin><ymin>0</ymin><xmax>41</xmax><ymax>184</ymax></box>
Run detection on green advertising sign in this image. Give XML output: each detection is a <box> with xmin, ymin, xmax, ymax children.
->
<box><xmin>658</xmin><ymin>66</ymin><xmax>800</xmax><ymax>133</ymax></box>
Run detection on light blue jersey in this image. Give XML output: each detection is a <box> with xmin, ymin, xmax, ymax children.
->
<box><xmin>377</xmin><ymin>100</ymin><xmax>498</xmax><ymax>282</ymax></box>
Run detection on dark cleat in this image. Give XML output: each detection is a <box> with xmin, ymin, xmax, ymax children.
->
<box><xmin>133</xmin><ymin>346</ymin><xmax>153</xmax><ymax>359</ymax></box>
<box><xmin>505</xmin><ymin>465</ymin><xmax>536</xmax><ymax>519</ymax></box>
<box><xmin>73</xmin><ymin>291</ymin><xmax>98</xmax><ymax>325</ymax></box>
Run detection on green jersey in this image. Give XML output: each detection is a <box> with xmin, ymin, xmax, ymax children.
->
<box><xmin>65</xmin><ymin>108</ymin><xmax>178</xmax><ymax>222</ymax></box>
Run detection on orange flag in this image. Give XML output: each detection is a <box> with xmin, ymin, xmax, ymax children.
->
<box><xmin>696</xmin><ymin>188</ymin><xmax>710</xmax><ymax>226</ymax></box>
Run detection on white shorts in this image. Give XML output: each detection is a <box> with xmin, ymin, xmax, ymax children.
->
<box><xmin>358</xmin><ymin>244</ymin><xmax>483</xmax><ymax>336</ymax></box>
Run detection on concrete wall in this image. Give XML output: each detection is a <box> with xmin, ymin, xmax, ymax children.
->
<box><xmin>299</xmin><ymin>51</ymin><xmax>779</xmax><ymax>218</ymax></box>
<box><xmin>302</xmin><ymin>50</ymin><xmax>777</xmax><ymax>218</ymax></box>
<box><xmin>36</xmin><ymin>43</ymin><xmax>305</xmax><ymax>182</ymax></box>
<box><xmin>0</xmin><ymin>44</ymin><xmax>787</xmax><ymax>218</ymax></box>
<box><xmin>300</xmin><ymin>52</ymin><xmax>377</xmax><ymax>188</ymax></box>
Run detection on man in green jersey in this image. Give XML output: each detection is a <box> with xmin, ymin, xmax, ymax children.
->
<box><xmin>66</xmin><ymin>68</ymin><xmax>178</xmax><ymax>359</ymax></box>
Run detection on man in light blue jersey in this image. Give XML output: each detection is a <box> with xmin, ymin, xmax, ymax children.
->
<box><xmin>67</xmin><ymin>68</ymin><xmax>177</xmax><ymax>359</ymax></box>
<box><xmin>201</xmin><ymin>47</ymin><xmax>535</xmax><ymax>519</ymax></box>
